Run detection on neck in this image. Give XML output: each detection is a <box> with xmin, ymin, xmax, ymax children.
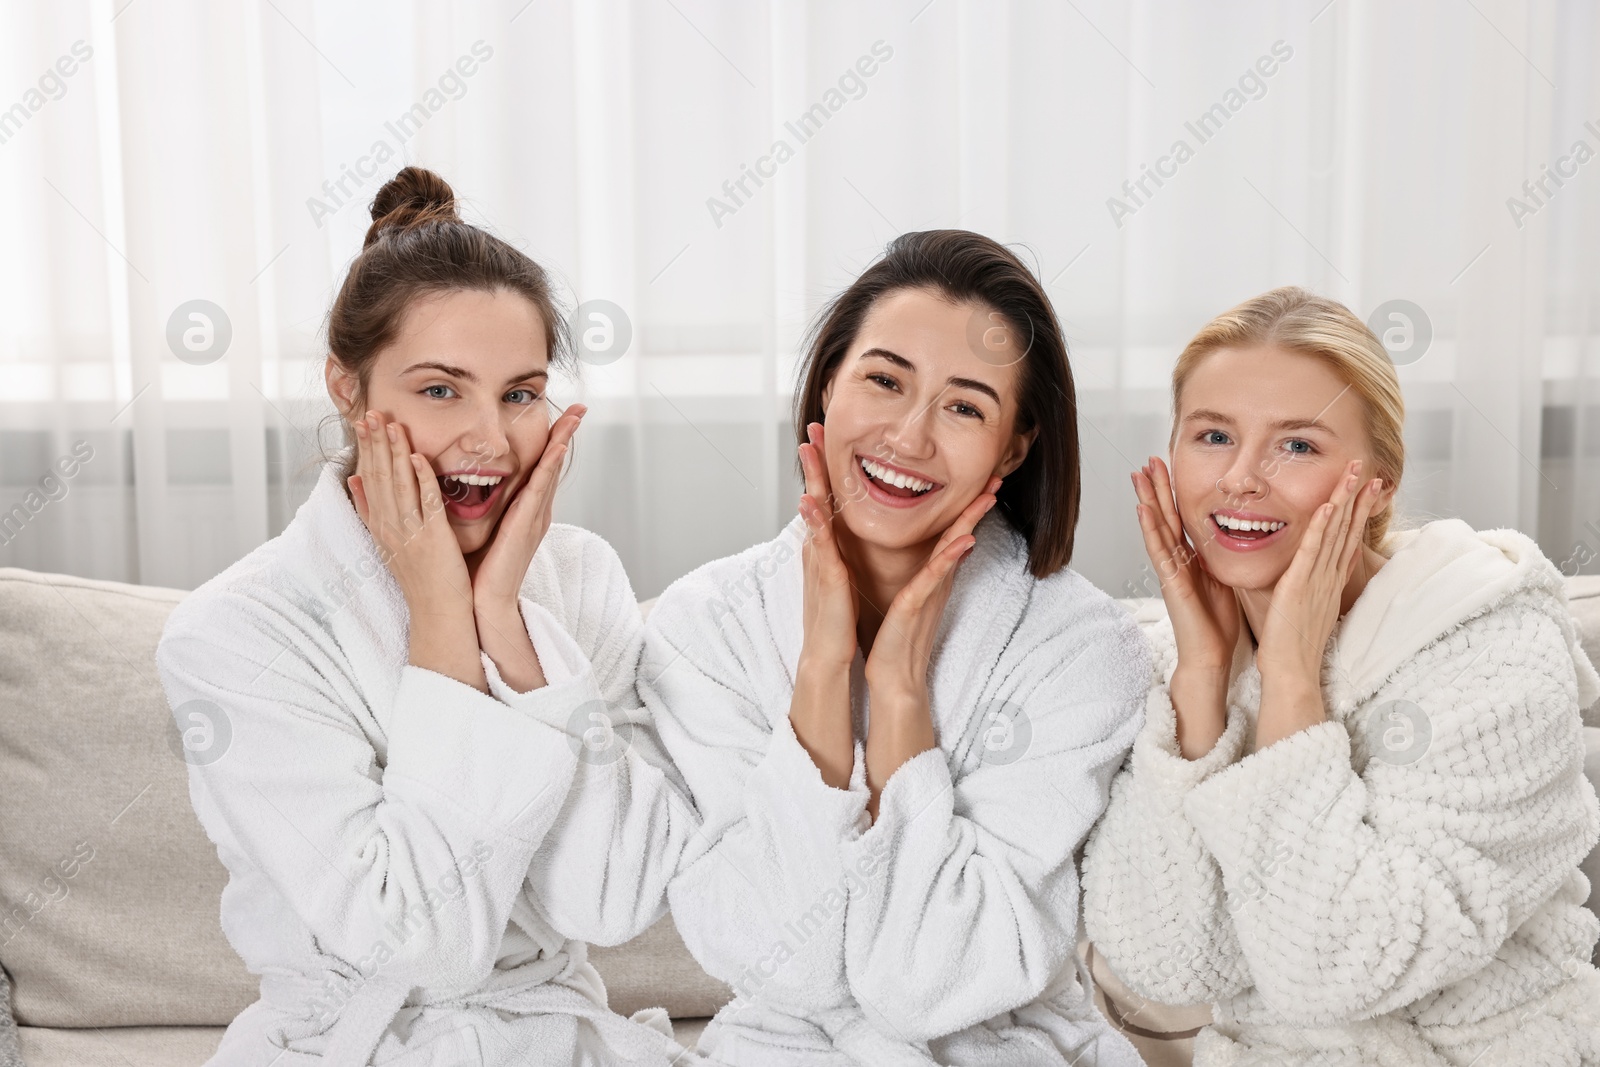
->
<box><xmin>834</xmin><ymin>523</ymin><xmax>935</xmax><ymax>657</ymax></box>
<box><xmin>1237</xmin><ymin>543</ymin><xmax>1388</xmax><ymax>647</ymax></box>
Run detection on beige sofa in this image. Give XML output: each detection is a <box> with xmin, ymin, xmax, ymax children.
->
<box><xmin>1</xmin><ymin>565</ymin><xmax>1596</xmax><ymax>1067</ymax></box>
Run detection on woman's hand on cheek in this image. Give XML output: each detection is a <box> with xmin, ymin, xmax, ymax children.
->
<box><xmin>467</xmin><ymin>403</ymin><xmax>586</xmax><ymax>618</ymax></box>
<box><xmin>1252</xmin><ymin>461</ymin><xmax>1382</xmax><ymax>748</ymax></box>
<box><xmin>1255</xmin><ymin>461</ymin><xmax>1380</xmax><ymax>679</ymax></box>
<box><xmin>348</xmin><ymin>411</ymin><xmax>473</xmax><ymax>616</ymax></box>
<box><xmin>789</xmin><ymin>422</ymin><xmax>860</xmax><ymax>791</ymax></box>
<box><xmin>863</xmin><ymin>476</ymin><xmax>998</xmax><ymax>702</ymax></box>
<box><xmin>797</xmin><ymin>423</ymin><xmax>858</xmax><ymax>669</ymax></box>
<box><xmin>860</xmin><ymin>477</ymin><xmax>996</xmax><ymax>818</ymax></box>
<box><xmin>348</xmin><ymin>411</ymin><xmax>486</xmax><ymax>692</ymax></box>
<box><xmin>1132</xmin><ymin>457</ymin><xmax>1241</xmax><ymax>669</ymax></box>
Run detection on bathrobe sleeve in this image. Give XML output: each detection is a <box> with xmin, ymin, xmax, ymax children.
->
<box><xmin>1181</xmin><ymin>590</ymin><xmax>1600</xmax><ymax>1024</ymax></box>
<box><xmin>640</xmin><ymin>576</ymin><xmax>872</xmax><ymax>1015</ymax></box>
<box><xmin>155</xmin><ymin>587</ymin><xmax>595</xmax><ymax>991</ymax></box>
<box><xmin>836</xmin><ymin>593</ymin><xmax>1149</xmax><ymax>1041</ymax></box>
<box><xmin>1080</xmin><ymin>618</ymin><xmax>1256</xmax><ymax>1006</ymax></box>
<box><xmin>508</xmin><ymin>528</ymin><xmax>704</xmax><ymax>946</ymax></box>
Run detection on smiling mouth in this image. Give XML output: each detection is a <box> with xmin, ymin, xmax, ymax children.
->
<box><xmin>1210</xmin><ymin>511</ymin><xmax>1288</xmax><ymax>546</ymax></box>
<box><xmin>858</xmin><ymin>454</ymin><xmax>940</xmax><ymax>499</ymax></box>
<box><xmin>441</xmin><ymin>474</ymin><xmax>502</xmax><ymax>505</ymax></box>
<box><xmin>438</xmin><ymin>473</ymin><xmax>508</xmax><ymax>520</ymax></box>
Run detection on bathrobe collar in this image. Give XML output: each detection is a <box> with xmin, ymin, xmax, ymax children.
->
<box><xmin>1330</xmin><ymin>518</ymin><xmax>1600</xmax><ymax>715</ymax></box>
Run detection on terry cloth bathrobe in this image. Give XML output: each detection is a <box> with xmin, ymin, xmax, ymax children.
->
<box><xmin>639</xmin><ymin>510</ymin><xmax>1151</xmax><ymax>1067</ymax></box>
<box><xmin>153</xmin><ymin>458</ymin><xmax>703</xmax><ymax>1067</ymax></box>
<box><xmin>1081</xmin><ymin>518</ymin><xmax>1600</xmax><ymax>1066</ymax></box>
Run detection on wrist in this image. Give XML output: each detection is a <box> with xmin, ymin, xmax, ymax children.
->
<box><xmin>798</xmin><ymin>646</ymin><xmax>856</xmax><ymax>677</ymax></box>
<box><xmin>1256</xmin><ymin>656</ymin><xmax>1322</xmax><ymax>695</ymax></box>
<box><xmin>864</xmin><ymin>677</ymin><xmax>927</xmax><ymax>715</ymax></box>
<box><xmin>473</xmin><ymin>593</ymin><xmax>520</xmax><ymax>620</ymax></box>
<box><xmin>1171</xmin><ymin>661</ymin><xmax>1230</xmax><ymax>691</ymax></box>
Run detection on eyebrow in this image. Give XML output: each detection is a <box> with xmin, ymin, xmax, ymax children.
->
<box><xmin>400</xmin><ymin>361</ymin><xmax>547</xmax><ymax>387</ymax></box>
<box><xmin>1182</xmin><ymin>408</ymin><xmax>1338</xmax><ymax>436</ymax></box>
<box><xmin>860</xmin><ymin>347</ymin><xmax>1003</xmax><ymax>406</ymax></box>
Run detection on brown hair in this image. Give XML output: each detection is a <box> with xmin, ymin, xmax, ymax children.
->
<box><xmin>793</xmin><ymin>229</ymin><xmax>1080</xmax><ymax>578</ymax></box>
<box><xmin>315</xmin><ymin>166</ymin><xmax>570</xmax><ymax>483</ymax></box>
<box><xmin>1171</xmin><ymin>286</ymin><xmax>1405</xmax><ymax>549</ymax></box>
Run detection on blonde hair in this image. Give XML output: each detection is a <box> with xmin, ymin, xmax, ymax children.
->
<box><xmin>1170</xmin><ymin>286</ymin><xmax>1405</xmax><ymax>549</ymax></box>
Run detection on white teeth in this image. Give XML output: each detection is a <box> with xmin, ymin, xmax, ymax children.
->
<box><xmin>447</xmin><ymin>473</ymin><xmax>503</xmax><ymax>486</ymax></box>
<box><xmin>1214</xmin><ymin>513</ymin><xmax>1285</xmax><ymax>533</ymax></box>
<box><xmin>860</xmin><ymin>457</ymin><xmax>933</xmax><ymax>493</ymax></box>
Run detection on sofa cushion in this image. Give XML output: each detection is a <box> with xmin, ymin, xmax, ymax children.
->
<box><xmin>0</xmin><ymin>567</ymin><xmax>729</xmax><ymax>1032</ymax></box>
<box><xmin>17</xmin><ymin>1025</ymin><xmax>228</xmax><ymax>1067</ymax></box>
<box><xmin>14</xmin><ymin>1019</ymin><xmax>714</xmax><ymax>1067</ymax></box>
<box><xmin>0</xmin><ymin>567</ymin><xmax>256</xmax><ymax>1027</ymax></box>
<box><xmin>589</xmin><ymin>915</ymin><xmax>731</xmax><ymax>1018</ymax></box>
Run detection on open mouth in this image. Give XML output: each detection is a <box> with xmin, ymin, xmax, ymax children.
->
<box><xmin>857</xmin><ymin>454</ymin><xmax>941</xmax><ymax>507</ymax></box>
<box><xmin>1210</xmin><ymin>511</ymin><xmax>1287</xmax><ymax>550</ymax></box>
<box><xmin>440</xmin><ymin>473</ymin><xmax>505</xmax><ymax>521</ymax></box>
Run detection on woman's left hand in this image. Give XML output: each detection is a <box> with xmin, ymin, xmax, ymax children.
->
<box><xmin>1254</xmin><ymin>460</ymin><xmax>1383</xmax><ymax>694</ymax></box>
<box><xmin>861</xmin><ymin>478</ymin><xmax>999</xmax><ymax>819</ymax></box>
<box><xmin>468</xmin><ymin>402</ymin><xmax>586</xmax><ymax>617</ymax></box>
<box><xmin>863</xmin><ymin>477</ymin><xmax>1000</xmax><ymax>700</ymax></box>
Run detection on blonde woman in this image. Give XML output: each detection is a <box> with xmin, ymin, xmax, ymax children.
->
<box><xmin>1082</xmin><ymin>286</ymin><xmax>1600</xmax><ymax>1064</ymax></box>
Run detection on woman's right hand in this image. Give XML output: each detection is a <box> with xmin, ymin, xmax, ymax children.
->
<box><xmin>1132</xmin><ymin>456</ymin><xmax>1241</xmax><ymax>667</ymax></box>
<box><xmin>789</xmin><ymin>422</ymin><xmax>858</xmax><ymax>789</ymax></box>
<box><xmin>347</xmin><ymin>410</ymin><xmax>473</xmax><ymax>620</ymax></box>
<box><xmin>797</xmin><ymin>422</ymin><xmax>859</xmax><ymax>669</ymax></box>
<box><xmin>1133</xmin><ymin>456</ymin><xmax>1241</xmax><ymax>757</ymax></box>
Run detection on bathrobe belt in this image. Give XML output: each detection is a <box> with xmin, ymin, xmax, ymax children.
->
<box><xmin>257</xmin><ymin>950</ymin><xmax>607</xmax><ymax>1064</ymax></box>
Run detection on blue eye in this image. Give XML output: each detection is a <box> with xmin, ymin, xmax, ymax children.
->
<box><xmin>505</xmin><ymin>389</ymin><xmax>539</xmax><ymax>405</ymax></box>
<box><xmin>423</xmin><ymin>384</ymin><xmax>454</xmax><ymax>399</ymax></box>
<box><xmin>1201</xmin><ymin>430</ymin><xmax>1230</xmax><ymax>445</ymax></box>
<box><xmin>1285</xmin><ymin>439</ymin><xmax>1314</xmax><ymax>454</ymax></box>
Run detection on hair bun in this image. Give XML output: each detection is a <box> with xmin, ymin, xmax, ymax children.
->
<box><xmin>364</xmin><ymin>166</ymin><xmax>459</xmax><ymax>247</ymax></box>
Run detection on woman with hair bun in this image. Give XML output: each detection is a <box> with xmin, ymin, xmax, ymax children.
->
<box><xmin>1082</xmin><ymin>286</ymin><xmax>1600</xmax><ymax>1064</ymax></box>
<box><xmin>155</xmin><ymin>167</ymin><xmax>702</xmax><ymax>1066</ymax></box>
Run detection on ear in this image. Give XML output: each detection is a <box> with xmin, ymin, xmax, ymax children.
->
<box><xmin>996</xmin><ymin>424</ymin><xmax>1039</xmax><ymax>479</ymax></box>
<box><xmin>820</xmin><ymin>374</ymin><xmax>834</xmax><ymax>414</ymax></box>
<box><xmin>324</xmin><ymin>357</ymin><xmax>359</xmax><ymax>417</ymax></box>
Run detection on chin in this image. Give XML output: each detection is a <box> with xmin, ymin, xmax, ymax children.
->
<box><xmin>834</xmin><ymin>505</ymin><xmax>934</xmax><ymax>552</ymax></box>
<box><xmin>1200</xmin><ymin>551</ymin><xmax>1286</xmax><ymax>593</ymax></box>
<box><xmin>453</xmin><ymin>529</ymin><xmax>489</xmax><ymax>555</ymax></box>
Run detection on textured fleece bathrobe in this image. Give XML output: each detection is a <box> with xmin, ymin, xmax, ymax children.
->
<box><xmin>1082</xmin><ymin>519</ymin><xmax>1600</xmax><ymax>1066</ymax></box>
<box><xmin>640</xmin><ymin>511</ymin><xmax>1151</xmax><ymax>1066</ymax></box>
<box><xmin>154</xmin><ymin>459</ymin><xmax>703</xmax><ymax>1066</ymax></box>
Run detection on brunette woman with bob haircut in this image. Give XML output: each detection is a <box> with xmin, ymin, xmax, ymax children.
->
<box><xmin>641</xmin><ymin>229</ymin><xmax>1150</xmax><ymax>1065</ymax></box>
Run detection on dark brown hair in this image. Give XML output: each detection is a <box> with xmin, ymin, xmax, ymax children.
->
<box><xmin>316</xmin><ymin>166</ymin><xmax>570</xmax><ymax>483</ymax></box>
<box><xmin>793</xmin><ymin>229</ymin><xmax>1080</xmax><ymax>578</ymax></box>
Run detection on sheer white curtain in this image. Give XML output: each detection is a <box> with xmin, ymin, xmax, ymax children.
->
<box><xmin>2</xmin><ymin>0</ymin><xmax>1596</xmax><ymax>599</ymax></box>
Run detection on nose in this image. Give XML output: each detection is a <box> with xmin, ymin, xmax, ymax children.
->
<box><xmin>1215</xmin><ymin>446</ymin><xmax>1270</xmax><ymax>507</ymax></box>
<box><xmin>459</xmin><ymin>400</ymin><xmax>513</xmax><ymax>471</ymax></box>
<box><xmin>882</xmin><ymin>393</ymin><xmax>937</xmax><ymax>461</ymax></box>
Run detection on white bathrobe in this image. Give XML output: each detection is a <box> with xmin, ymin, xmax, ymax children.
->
<box><xmin>154</xmin><ymin>458</ymin><xmax>703</xmax><ymax>1066</ymax></box>
<box><xmin>640</xmin><ymin>510</ymin><xmax>1151</xmax><ymax>1066</ymax></box>
<box><xmin>1082</xmin><ymin>519</ymin><xmax>1600</xmax><ymax>1066</ymax></box>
